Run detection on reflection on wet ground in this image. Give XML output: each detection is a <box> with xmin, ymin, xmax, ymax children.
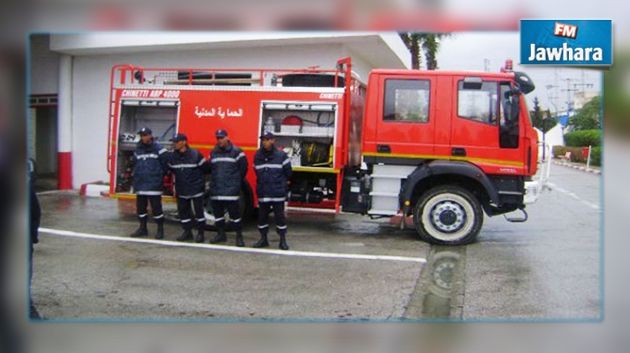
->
<box><xmin>403</xmin><ymin>246</ymin><xmax>466</xmax><ymax>320</ymax></box>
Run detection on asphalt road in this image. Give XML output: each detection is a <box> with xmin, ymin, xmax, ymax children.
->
<box><xmin>31</xmin><ymin>162</ymin><xmax>601</xmax><ymax>321</ymax></box>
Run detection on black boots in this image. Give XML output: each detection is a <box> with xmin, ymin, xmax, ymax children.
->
<box><xmin>155</xmin><ymin>219</ymin><xmax>164</xmax><ymax>239</ymax></box>
<box><xmin>253</xmin><ymin>232</ymin><xmax>269</xmax><ymax>248</ymax></box>
<box><xmin>176</xmin><ymin>228</ymin><xmax>193</xmax><ymax>241</ymax></box>
<box><xmin>132</xmin><ymin>217</ymin><xmax>166</xmax><ymax>240</ymax></box>
<box><xmin>130</xmin><ymin>217</ymin><xmax>148</xmax><ymax>237</ymax></box>
<box><xmin>210</xmin><ymin>227</ymin><xmax>227</xmax><ymax>244</ymax></box>
<box><xmin>235</xmin><ymin>230</ymin><xmax>245</xmax><ymax>247</ymax></box>
<box><xmin>210</xmin><ymin>227</ymin><xmax>243</xmax><ymax>246</ymax></box>
<box><xmin>195</xmin><ymin>224</ymin><xmax>205</xmax><ymax>243</ymax></box>
<box><xmin>253</xmin><ymin>231</ymin><xmax>288</xmax><ymax>250</ymax></box>
<box><xmin>279</xmin><ymin>233</ymin><xmax>289</xmax><ymax>251</ymax></box>
<box><xmin>176</xmin><ymin>225</ymin><xmax>203</xmax><ymax>242</ymax></box>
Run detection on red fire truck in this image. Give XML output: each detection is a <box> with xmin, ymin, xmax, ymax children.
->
<box><xmin>107</xmin><ymin>57</ymin><xmax>543</xmax><ymax>245</ymax></box>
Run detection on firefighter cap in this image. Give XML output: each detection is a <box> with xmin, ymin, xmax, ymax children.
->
<box><xmin>215</xmin><ymin>129</ymin><xmax>228</xmax><ymax>138</ymax></box>
<box><xmin>137</xmin><ymin>127</ymin><xmax>152</xmax><ymax>135</ymax></box>
<box><xmin>260</xmin><ymin>131</ymin><xmax>275</xmax><ymax>139</ymax></box>
<box><xmin>170</xmin><ymin>133</ymin><xmax>188</xmax><ymax>142</ymax></box>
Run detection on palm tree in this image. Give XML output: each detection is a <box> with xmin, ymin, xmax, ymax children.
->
<box><xmin>399</xmin><ymin>33</ymin><xmax>447</xmax><ymax>70</ymax></box>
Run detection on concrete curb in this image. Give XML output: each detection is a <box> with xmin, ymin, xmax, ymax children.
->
<box><xmin>79</xmin><ymin>181</ymin><xmax>110</xmax><ymax>197</ymax></box>
<box><xmin>552</xmin><ymin>160</ymin><xmax>601</xmax><ymax>175</ymax></box>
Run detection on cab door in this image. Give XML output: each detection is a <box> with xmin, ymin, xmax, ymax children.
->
<box><xmin>450</xmin><ymin>77</ymin><xmax>526</xmax><ymax>174</ymax></box>
<box><xmin>373</xmin><ymin>75</ymin><xmax>436</xmax><ymax>158</ymax></box>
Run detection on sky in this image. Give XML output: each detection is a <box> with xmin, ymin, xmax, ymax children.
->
<box><xmin>436</xmin><ymin>32</ymin><xmax>603</xmax><ymax>115</ymax></box>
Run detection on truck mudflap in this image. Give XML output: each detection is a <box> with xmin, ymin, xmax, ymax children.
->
<box><xmin>524</xmin><ymin>143</ymin><xmax>552</xmax><ymax>204</ymax></box>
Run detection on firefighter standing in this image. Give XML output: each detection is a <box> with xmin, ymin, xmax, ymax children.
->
<box><xmin>168</xmin><ymin>133</ymin><xmax>208</xmax><ymax>242</ymax></box>
<box><xmin>253</xmin><ymin>131</ymin><xmax>292</xmax><ymax>250</ymax></box>
<box><xmin>209</xmin><ymin>129</ymin><xmax>248</xmax><ymax>246</ymax></box>
<box><xmin>28</xmin><ymin>158</ymin><xmax>41</xmax><ymax>318</ymax></box>
<box><xmin>130</xmin><ymin>127</ymin><xmax>168</xmax><ymax>239</ymax></box>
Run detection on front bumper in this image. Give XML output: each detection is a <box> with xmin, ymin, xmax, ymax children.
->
<box><xmin>524</xmin><ymin>144</ymin><xmax>552</xmax><ymax>205</ymax></box>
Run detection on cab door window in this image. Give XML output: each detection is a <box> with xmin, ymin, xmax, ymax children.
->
<box><xmin>383</xmin><ymin>79</ymin><xmax>430</xmax><ymax>123</ymax></box>
<box><xmin>457</xmin><ymin>80</ymin><xmax>499</xmax><ymax>125</ymax></box>
<box><xmin>499</xmin><ymin>82</ymin><xmax>520</xmax><ymax>149</ymax></box>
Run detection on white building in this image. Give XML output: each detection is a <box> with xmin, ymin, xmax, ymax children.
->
<box><xmin>29</xmin><ymin>32</ymin><xmax>411</xmax><ymax>189</ymax></box>
<box><xmin>535</xmin><ymin>124</ymin><xmax>565</xmax><ymax>161</ymax></box>
<box><xmin>572</xmin><ymin>90</ymin><xmax>599</xmax><ymax>111</ymax></box>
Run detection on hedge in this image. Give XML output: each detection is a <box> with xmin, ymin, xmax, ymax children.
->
<box><xmin>590</xmin><ymin>146</ymin><xmax>601</xmax><ymax>166</ymax></box>
<box><xmin>552</xmin><ymin>145</ymin><xmax>601</xmax><ymax>166</ymax></box>
<box><xmin>564</xmin><ymin>129</ymin><xmax>602</xmax><ymax>147</ymax></box>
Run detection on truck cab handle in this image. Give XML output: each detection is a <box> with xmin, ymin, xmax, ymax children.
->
<box><xmin>377</xmin><ymin>144</ymin><xmax>391</xmax><ymax>153</ymax></box>
<box><xmin>451</xmin><ymin>147</ymin><xmax>466</xmax><ymax>156</ymax></box>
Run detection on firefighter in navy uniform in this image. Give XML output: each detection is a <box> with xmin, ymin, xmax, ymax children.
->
<box><xmin>209</xmin><ymin>129</ymin><xmax>248</xmax><ymax>246</ymax></box>
<box><xmin>167</xmin><ymin>133</ymin><xmax>208</xmax><ymax>242</ymax></box>
<box><xmin>253</xmin><ymin>131</ymin><xmax>292</xmax><ymax>250</ymax></box>
<box><xmin>130</xmin><ymin>127</ymin><xmax>168</xmax><ymax>239</ymax></box>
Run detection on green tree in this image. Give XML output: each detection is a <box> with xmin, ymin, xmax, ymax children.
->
<box><xmin>568</xmin><ymin>95</ymin><xmax>601</xmax><ymax>131</ymax></box>
<box><xmin>530</xmin><ymin>97</ymin><xmax>557</xmax><ymax>133</ymax></box>
<box><xmin>399</xmin><ymin>33</ymin><xmax>446</xmax><ymax>70</ymax></box>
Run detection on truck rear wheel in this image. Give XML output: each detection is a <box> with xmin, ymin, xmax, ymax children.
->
<box><xmin>413</xmin><ymin>185</ymin><xmax>483</xmax><ymax>245</ymax></box>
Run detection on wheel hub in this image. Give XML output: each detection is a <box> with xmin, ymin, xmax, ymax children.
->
<box><xmin>431</xmin><ymin>201</ymin><xmax>466</xmax><ymax>233</ymax></box>
<box><xmin>439</xmin><ymin>210</ymin><xmax>457</xmax><ymax>225</ymax></box>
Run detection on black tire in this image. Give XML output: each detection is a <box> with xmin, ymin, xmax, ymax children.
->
<box><xmin>413</xmin><ymin>185</ymin><xmax>483</xmax><ymax>245</ymax></box>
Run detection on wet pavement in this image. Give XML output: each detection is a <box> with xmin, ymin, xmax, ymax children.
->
<box><xmin>463</xmin><ymin>164</ymin><xmax>601</xmax><ymax>320</ymax></box>
<box><xmin>33</xmin><ymin>191</ymin><xmax>430</xmax><ymax>320</ymax></box>
<box><xmin>31</xmin><ymin>162</ymin><xmax>601</xmax><ymax>321</ymax></box>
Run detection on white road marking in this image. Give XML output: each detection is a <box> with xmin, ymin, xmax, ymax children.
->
<box><xmin>546</xmin><ymin>182</ymin><xmax>600</xmax><ymax>211</ymax></box>
<box><xmin>39</xmin><ymin>228</ymin><xmax>426</xmax><ymax>264</ymax></box>
<box><xmin>36</xmin><ymin>190</ymin><xmax>73</xmax><ymax>195</ymax></box>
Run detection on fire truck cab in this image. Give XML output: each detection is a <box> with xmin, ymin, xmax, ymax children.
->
<box><xmin>343</xmin><ymin>66</ymin><xmax>539</xmax><ymax>244</ymax></box>
<box><xmin>107</xmin><ymin>57</ymin><xmax>542</xmax><ymax>245</ymax></box>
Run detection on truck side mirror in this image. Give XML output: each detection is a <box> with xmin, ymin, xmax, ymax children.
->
<box><xmin>514</xmin><ymin>72</ymin><xmax>535</xmax><ymax>94</ymax></box>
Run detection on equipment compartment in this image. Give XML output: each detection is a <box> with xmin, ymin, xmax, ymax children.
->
<box><xmin>260</xmin><ymin>101</ymin><xmax>337</xmax><ymax>169</ymax></box>
<box><xmin>114</xmin><ymin>100</ymin><xmax>179</xmax><ymax>194</ymax></box>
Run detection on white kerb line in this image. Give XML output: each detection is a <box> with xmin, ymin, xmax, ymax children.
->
<box><xmin>546</xmin><ymin>182</ymin><xmax>600</xmax><ymax>211</ymax></box>
<box><xmin>39</xmin><ymin>228</ymin><xmax>426</xmax><ymax>264</ymax></box>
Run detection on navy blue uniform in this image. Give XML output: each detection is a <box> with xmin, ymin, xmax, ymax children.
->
<box><xmin>168</xmin><ymin>147</ymin><xmax>208</xmax><ymax>231</ymax></box>
<box><xmin>254</xmin><ymin>145</ymin><xmax>292</xmax><ymax>238</ymax></box>
<box><xmin>28</xmin><ymin>159</ymin><xmax>40</xmax><ymax>318</ymax></box>
<box><xmin>133</xmin><ymin>141</ymin><xmax>168</xmax><ymax>195</ymax></box>
<box><xmin>209</xmin><ymin>141</ymin><xmax>248</xmax><ymax>232</ymax></box>
<box><xmin>168</xmin><ymin>147</ymin><xmax>206</xmax><ymax>199</ymax></box>
<box><xmin>209</xmin><ymin>142</ymin><xmax>248</xmax><ymax>200</ymax></box>
<box><xmin>132</xmin><ymin>140</ymin><xmax>168</xmax><ymax>222</ymax></box>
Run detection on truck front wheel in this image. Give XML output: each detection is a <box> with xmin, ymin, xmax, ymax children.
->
<box><xmin>413</xmin><ymin>185</ymin><xmax>483</xmax><ymax>245</ymax></box>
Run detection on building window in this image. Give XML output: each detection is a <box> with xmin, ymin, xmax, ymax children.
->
<box><xmin>29</xmin><ymin>94</ymin><xmax>58</xmax><ymax>107</ymax></box>
<box><xmin>457</xmin><ymin>80</ymin><xmax>499</xmax><ymax>125</ymax></box>
<box><xmin>383</xmin><ymin>79</ymin><xmax>430</xmax><ymax>122</ymax></box>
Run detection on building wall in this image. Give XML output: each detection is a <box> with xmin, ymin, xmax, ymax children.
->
<box><xmin>30</xmin><ymin>34</ymin><xmax>60</xmax><ymax>95</ymax></box>
<box><xmin>69</xmin><ymin>43</ymin><xmax>373</xmax><ymax>188</ymax></box>
<box><xmin>545</xmin><ymin>124</ymin><xmax>565</xmax><ymax>148</ymax></box>
<box><xmin>29</xmin><ymin>34</ymin><xmax>61</xmax><ymax>176</ymax></box>
<box><xmin>572</xmin><ymin>91</ymin><xmax>599</xmax><ymax>110</ymax></box>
